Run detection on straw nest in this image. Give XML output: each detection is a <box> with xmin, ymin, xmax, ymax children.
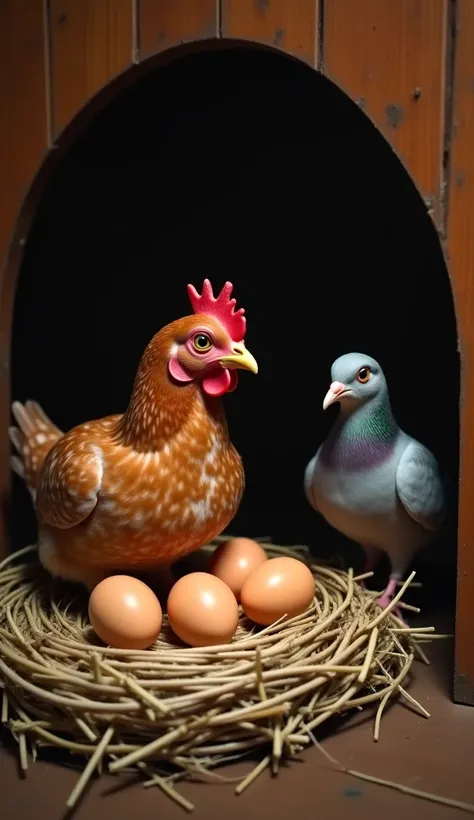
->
<box><xmin>0</xmin><ymin>538</ymin><xmax>442</xmax><ymax>812</ymax></box>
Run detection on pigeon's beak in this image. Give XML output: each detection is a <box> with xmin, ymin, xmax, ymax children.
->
<box><xmin>323</xmin><ymin>381</ymin><xmax>351</xmax><ymax>410</ymax></box>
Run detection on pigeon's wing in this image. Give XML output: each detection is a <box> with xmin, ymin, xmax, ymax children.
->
<box><xmin>304</xmin><ymin>447</ymin><xmax>322</xmax><ymax>511</ymax></box>
<box><xmin>395</xmin><ymin>439</ymin><xmax>446</xmax><ymax>532</ymax></box>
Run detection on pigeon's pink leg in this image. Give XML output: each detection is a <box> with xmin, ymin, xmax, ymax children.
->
<box><xmin>376</xmin><ymin>577</ymin><xmax>398</xmax><ymax>609</ymax></box>
<box><xmin>376</xmin><ymin>575</ymin><xmax>407</xmax><ymax>623</ymax></box>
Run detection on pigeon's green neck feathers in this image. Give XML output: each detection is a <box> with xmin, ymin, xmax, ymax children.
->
<box><xmin>341</xmin><ymin>397</ymin><xmax>398</xmax><ymax>443</ymax></box>
<box><xmin>321</xmin><ymin>394</ymin><xmax>398</xmax><ymax>471</ymax></box>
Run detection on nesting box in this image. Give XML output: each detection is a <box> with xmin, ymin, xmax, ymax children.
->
<box><xmin>1</xmin><ymin>1</ymin><xmax>473</xmax><ymax>706</ymax></box>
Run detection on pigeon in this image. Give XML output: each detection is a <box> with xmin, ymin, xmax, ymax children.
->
<box><xmin>304</xmin><ymin>352</ymin><xmax>446</xmax><ymax>612</ymax></box>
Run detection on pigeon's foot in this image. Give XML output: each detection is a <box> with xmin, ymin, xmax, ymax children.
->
<box><xmin>376</xmin><ymin>591</ymin><xmax>393</xmax><ymax>611</ymax></box>
<box><xmin>375</xmin><ymin>577</ymin><xmax>408</xmax><ymax>624</ymax></box>
<box><xmin>375</xmin><ymin>594</ymin><xmax>408</xmax><ymax>624</ymax></box>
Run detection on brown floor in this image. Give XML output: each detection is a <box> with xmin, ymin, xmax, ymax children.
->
<box><xmin>1</xmin><ymin>612</ymin><xmax>473</xmax><ymax>820</ymax></box>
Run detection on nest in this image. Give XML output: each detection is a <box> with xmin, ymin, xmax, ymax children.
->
<box><xmin>0</xmin><ymin>539</ymin><xmax>447</xmax><ymax>812</ymax></box>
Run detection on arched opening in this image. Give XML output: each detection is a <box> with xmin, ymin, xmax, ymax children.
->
<box><xmin>10</xmin><ymin>45</ymin><xmax>459</xmax><ymax>613</ymax></box>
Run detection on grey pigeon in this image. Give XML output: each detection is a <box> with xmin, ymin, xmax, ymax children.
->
<box><xmin>304</xmin><ymin>352</ymin><xmax>446</xmax><ymax>611</ymax></box>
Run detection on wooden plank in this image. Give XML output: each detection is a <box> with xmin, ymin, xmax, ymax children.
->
<box><xmin>446</xmin><ymin>0</ymin><xmax>474</xmax><ymax>707</ymax></box>
<box><xmin>49</xmin><ymin>0</ymin><xmax>134</xmax><ymax>138</ymax></box>
<box><xmin>139</xmin><ymin>0</ymin><xmax>218</xmax><ymax>60</ymax></box>
<box><xmin>0</xmin><ymin>0</ymin><xmax>48</xmax><ymax>270</ymax></box>
<box><xmin>0</xmin><ymin>0</ymin><xmax>48</xmax><ymax>559</ymax></box>
<box><xmin>323</xmin><ymin>0</ymin><xmax>447</xmax><ymax>225</ymax></box>
<box><xmin>221</xmin><ymin>0</ymin><xmax>318</xmax><ymax>67</ymax></box>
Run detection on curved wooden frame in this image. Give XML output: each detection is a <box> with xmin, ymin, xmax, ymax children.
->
<box><xmin>1</xmin><ymin>1</ymin><xmax>473</xmax><ymax>704</ymax></box>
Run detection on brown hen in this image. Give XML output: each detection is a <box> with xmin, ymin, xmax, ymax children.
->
<box><xmin>10</xmin><ymin>281</ymin><xmax>258</xmax><ymax>590</ymax></box>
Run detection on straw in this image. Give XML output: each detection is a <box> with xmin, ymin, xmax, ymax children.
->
<box><xmin>0</xmin><ymin>538</ymin><xmax>444</xmax><ymax>812</ymax></box>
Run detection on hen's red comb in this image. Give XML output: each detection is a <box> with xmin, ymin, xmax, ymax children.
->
<box><xmin>187</xmin><ymin>279</ymin><xmax>246</xmax><ymax>342</ymax></box>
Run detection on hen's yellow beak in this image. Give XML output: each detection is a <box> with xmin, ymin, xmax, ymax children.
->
<box><xmin>219</xmin><ymin>343</ymin><xmax>258</xmax><ymax>374</ymax></box>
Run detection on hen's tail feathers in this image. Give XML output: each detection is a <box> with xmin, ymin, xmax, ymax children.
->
<box><xmin>9</xmin><ymin>400</ymin><xmax>63</xmax><ymax>494</ymax></box>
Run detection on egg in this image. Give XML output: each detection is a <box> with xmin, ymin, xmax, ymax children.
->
<box><xmin>240</xmin><ymin>556</ymin><xmax>315</xmax><ymax>626</ymax></box>
<box><xmin>208</xmin><ymin>537</ymin><xmax>267</xmax><ymax>599</ymax></box>
<box><xmin>88</xmin><ymin>575</ymin><xmax>163</xmax><ymax>650</ymax></box>
<box><xmin>167</xmin><ymin>572</ymin><xmax>239</xmax><ymax>647</ymax></box>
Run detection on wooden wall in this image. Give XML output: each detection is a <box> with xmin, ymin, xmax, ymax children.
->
<box><xmin>0</xmin><ymin>0</ymin><xmax>472</xmax><ymax>704</ymax></box>
<box><xmin>445</xmin><ymin>0</ymin><xmax>474</xmax><ymax>706</ymax></box>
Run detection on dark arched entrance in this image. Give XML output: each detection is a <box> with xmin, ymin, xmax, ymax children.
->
<box><xmin>10</xmin><ymin>47</ymin><xmax>459</xmax><ymax>597</ymax></box>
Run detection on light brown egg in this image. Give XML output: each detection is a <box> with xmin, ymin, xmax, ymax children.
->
<box><xmin>167</xmin><ymin>572</ymin><xmax>239</xmax><ymax>647</ymax></box>
<box><xmin>88</xmin><ymin>575</ymin><xmax>163</xmax><ymax>650</ymax></box>
<box><xmin>208</xmin><ymin>537</ymin><xmax>267</xmax><ymax>600</ymax></box>
<box><xmin>240</xmin><ymin>556</ymin><xmax>315</xmax><ymax>626</ymax></box>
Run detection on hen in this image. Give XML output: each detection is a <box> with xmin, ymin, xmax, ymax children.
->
<box><xmin>10</xmin><ymin>280</ymin><xmax>258</xmax><ymax>590</ymax></box>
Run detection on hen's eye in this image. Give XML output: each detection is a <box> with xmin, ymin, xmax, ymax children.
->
<box><xmin>193</xmin><ymin>333</ymin><xmax>212</xmax><ymax>353</ymax></box>
<box><xmin>356</xmin><ymin>367</ymin><xmax>371</xmax><ymax>384</ymax></box>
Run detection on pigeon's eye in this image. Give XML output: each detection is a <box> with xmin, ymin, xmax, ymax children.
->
<box><xmin>193</xmin><ymin>333</ymin><xmax>212</xmax><ymax>353</ymax></box>
<box><xmin>356</xmin><ymin>367</ymin><xmax>371</xmax><ymax>384</ymax></box>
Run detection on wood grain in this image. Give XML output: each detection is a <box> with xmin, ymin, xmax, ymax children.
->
<box><xmin>446</xmin><ymin>0</ymin><xmax>474</xmax><ymax>707</ymax></box>
<box><xmin>49</xmin><ymin>0</ymin><xmax>134</xmax><ymax>138</ymax></box>
<box><xmin>139</xmin><ymin>0</ymin><xmax>218</xmax><ymax>60</ymax></box>
<box><xmin>0</xmin><ymin>1</ymin><xmax>47</xmax><ymax>271</ymax></box>
<box><xmin>323</xmin><ymin>0</ymin><xmax>447</xmax><ymax>225</ymax></box>
<box><xmin>0</xmin><ymin>0</ymin><xmax>48</xmax><ymax>558</ymax></box>
<box><xmin>221</xmin><ymin>0</ymin><xmax>319</xmax><ymax>67</ymax></box>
